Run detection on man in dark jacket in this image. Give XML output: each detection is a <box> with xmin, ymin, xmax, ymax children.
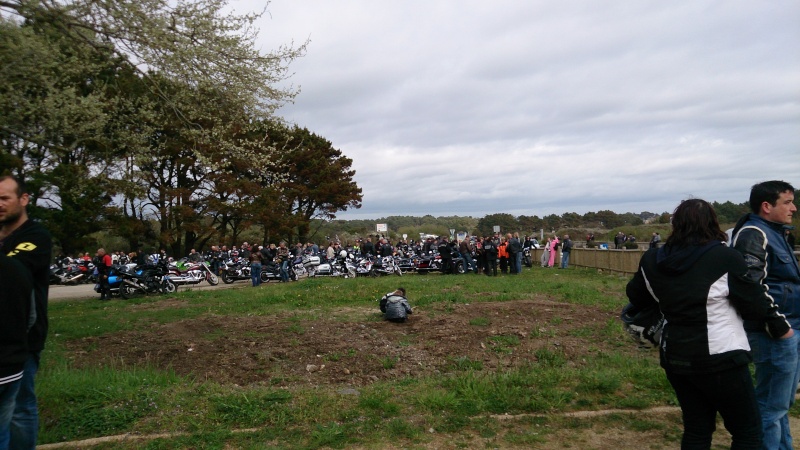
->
<box><xmin>559</xmin><ymin>235</ymin><xmax>573</xmax><ymax>269</ymax></box>
<box><xmin>731</xmin><ymin>180</ymin><xmax>800</xmax><ymax>449</ymax></box>
<box><xmin>0</xmin><ymin>254</ymin><xmax>33</xmax><ymax>449</ymax></box>
<box><xmin>0</xmin><ymin>175</ymin><xmax>52</xmax><ymax>449</ymax></box>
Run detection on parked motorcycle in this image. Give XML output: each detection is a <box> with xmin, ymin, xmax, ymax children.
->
<box><xmin>93</xmin><ymin>263</ymin><xmax>131</xmax><ymax>298</ymax></box>
<box><xmin>219</xmin><ymin>259</ymin><xmax>253</xmax><ymax>284</ymax></box>
<box><xmin>358</xmin><ymin>255</ymin><xmax>402</xmax><ymax>277</ymax></box>
<box><xmin>118</xmin><ymin>261</ymin><xmax>177</xmax><ymax>299</ymax></box>
<box><xmin>260</xmin><ymin>259</ymin><xmax>299</xmax><ymax>282</ymax></box>
<box><xmin>168</xmin><ymin>258</ymin><xmax>219</xmax><ymax>286</ymax></box>
<box><xmin>414</xmin><ymin>252</ymin><xmax>465</xmax><ymax>274</ymax></box>
<box><xmin>522</xmin><ymin>247</ymin><xmax>533</xmax><ymax>268</ymax></box>
<box><xmin>49</xmin><ymin>261</ymin><xmax>86</xmax><ymax>285</ymax></box>
<box><xmin>311</xmin><ymin>255</ymin><xmax>356</xmax><ymax>278</ymax></box>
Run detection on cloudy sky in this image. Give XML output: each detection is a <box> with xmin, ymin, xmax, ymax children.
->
<box><xmin>242</xmin><ymin>1</ymin><xmax>799</xmax><ymax>220</ymax></box>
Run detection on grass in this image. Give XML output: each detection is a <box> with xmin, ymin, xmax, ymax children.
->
<box><xmin>38</xmin><ymin>268</ymin><xmax>797</xmax><ymax>448</ymax></box>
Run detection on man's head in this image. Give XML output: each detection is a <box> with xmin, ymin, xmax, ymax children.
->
<box><xmin>750</xmin><ymin>180</ymin><xmax>796</xmax><ymax>225</ymax></box>
<box><xmin>0</xmin><ymin>175</ymin><xmax>30</xmax><ymax>229</ymax></box>
<box><xmin>97</xmin><ymin>248</ymin><xmax>106</xmax><ymax>257</ymax></box>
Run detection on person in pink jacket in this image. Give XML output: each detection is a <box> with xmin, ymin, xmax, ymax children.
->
<box><xmin>547</xmin><ymin>235</ymin><xmax>560</xmax><ymax>268</ymax></box>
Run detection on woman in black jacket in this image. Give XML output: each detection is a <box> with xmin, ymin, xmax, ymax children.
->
<box><xmin>626</xmin><ymin>198</ymin><xmax>791</xmax><ymax>449</ymax></box>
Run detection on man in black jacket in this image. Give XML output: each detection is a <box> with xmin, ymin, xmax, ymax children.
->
<box><xmin>0</xmin><ymin>254</ymin><xmax>33</xmax><ymax>449</ymax></box>
<box><xmin>0</xmin><ymin>175</ymin><xmax>52</xmax><ymax>449</ymax></box>
<box><xmin>559</xmin><ymin>235</ymin><xmax>573</xmax><ymax>269</ymax></box>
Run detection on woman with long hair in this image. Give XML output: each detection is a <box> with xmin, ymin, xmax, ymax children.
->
<box><xmin>626</xmin><ymin>198</ymin><xmax>791</xmax><ymax>449</ymax></box>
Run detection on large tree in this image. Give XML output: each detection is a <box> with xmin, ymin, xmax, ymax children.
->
<box><xmin>273</xmin><ymin>125</ymin><xmax>362</xmax><ymax>243</ymax></box>
<box><xmin>1</xmin><ymin>0</ymin><xmax>308</xmax><ymax>254</ymax></box>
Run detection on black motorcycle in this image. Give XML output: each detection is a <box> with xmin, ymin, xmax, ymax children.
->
<box><xmin>522</xmin><ymin>247</ymin><xmax>533</xmax><ymax>268</ymax></box>
<box><xmin>118</xmin><ymin>261</ymin><xmax>177</xmax><ymax>299</ymax></box>
<box><xmin>220</xmin><ymin>259</ymin><xmax>253</xmax><ymax>284</ymax></box>
<box><xmin>260</xmin><ymin>259</ymin><xmax>298</xmax><ymax>282</ymax></box>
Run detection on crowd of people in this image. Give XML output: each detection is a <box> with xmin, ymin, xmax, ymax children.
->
<box><xmin>3</xmin><ymin>171</ymin><xmax>798</xmax><ymax>449</ymax></box>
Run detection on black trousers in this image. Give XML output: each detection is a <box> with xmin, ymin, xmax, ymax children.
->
<box><xmin>99</xmin><ymin>274</ymin><xmax>111</xmax><ymax>299</ymax></box>
<box><xmin>666</xmin><ymin>364</ymin><xmax>762</xmax><ymax>449</ymax></box>
<box><xmin>484</xmin><ymin>257</ymin><xmax>497</xmax><ymax>276</ymax></box>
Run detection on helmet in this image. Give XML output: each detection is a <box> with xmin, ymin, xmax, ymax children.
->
<box><xmin>620</xmin><ymin>303</ymin><xmax>664</xmax><ymax>348</ymax></box>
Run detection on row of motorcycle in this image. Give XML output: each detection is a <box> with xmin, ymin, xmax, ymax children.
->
<box><xmin>50</xmin><ymin>246</ymin><xmax>536</xmax><ymax>299</ymax></box>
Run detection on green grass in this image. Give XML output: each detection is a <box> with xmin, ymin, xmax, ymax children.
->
<box><xmin>38</xmin><ymin>267</ymin><xmax>788</xmax><ymax>448</ymax></box>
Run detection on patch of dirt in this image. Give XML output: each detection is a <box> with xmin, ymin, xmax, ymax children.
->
<box><xmin>67</xmin><ymin>297</ymin><xmax>626</xmax><ymax>387</ymax></box>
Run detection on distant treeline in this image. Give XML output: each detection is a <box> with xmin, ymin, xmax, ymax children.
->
<box><xmin>310</xmin><ymin>199</ymin><xmax>773</xmax><ymax>245</ymax></box>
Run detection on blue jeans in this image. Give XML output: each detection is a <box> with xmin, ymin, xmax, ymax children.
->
<box><xmin>461</xmin><ymin>253</ymin><xmax>474</xmax><ymax>273</ymax></box>
<box><xmin>560</xmin><ymin>251</ymin><xmax>570</xmax><ymax>268</ymax></box>
<box><xmin>11</xmin><ymin>352</ymin><xmax>40</xmax><ymax>450</ymax></box>
<box><xmin>280</xmin><ymin>260</ymin><xmax>289</xmax><ymax>282</ymax></box>
<box><xmin>0</xmin><ymin>378</ymin><xmax>22</xmax><ymax>449</ymax></box>
<box><xmin>515</xmin><ymin>252</ymin><xmax>523</xmax><ymax>273</ymax></box>
<box><xmin>747</xmin><ymin>331</ymin><xmax>800</xmax><ymax>450</ymax></box>
<box><xmin>250</xmin><ymin>262</ymin><xmax>262</xmax><ymax>286</ymax></box>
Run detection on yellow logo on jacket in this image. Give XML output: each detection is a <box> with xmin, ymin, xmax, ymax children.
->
<box><xmin>7</xmin><ymin>242</ymin><xmax>37</xmax><ymax>256</ymax></box>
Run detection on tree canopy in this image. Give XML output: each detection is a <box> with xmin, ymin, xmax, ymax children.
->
<box><xmin>0</xmin><ymin>0</ymin><xmax>365</xmax><ymax>255</ymax></box>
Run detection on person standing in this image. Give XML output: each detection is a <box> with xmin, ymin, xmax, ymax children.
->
<box><xmin>497</xmin><ymin>237</ymin><xmax>509</xmax><ymax>274</ymax></box>
<box><xmin>0</xmin><ymin>254</ymin><xmax>33</xmax><ymax>449</ymax></box>
<box><xmin>547</xmin><ymin>235</ymin><xmax>559</xmax><ymax>268</ymax></box>
<box><xmin>559</xmin><ymin>234</ymin><xmax>573</xmax><ymax>269</ymax></box>
<box><xmin>731</xmin><ymin>180</ymin><xmax>800</xmax><ymax>450</ymax></box>
<box><xmin>649</xmin><ymin>232</ymin><xmax>662</xmax><ymax>249</ymax></box>
<box><xmin>628</xmin><ymin>198</ymin><xmax>791</xmax><ymax>448</ymax></box>
<box><xmin>459</xmin><ymin>237</ymin><xmax>475</xmax><ymax>273</ymax></box>
<box><xmin>0</xmin><ymin>175</ymin><xmax>53</xmax><ymax>450</ymax></box>
<box><xmin>248</xmin><ymin>247</ymin><xmax>263</xmax><ymax>287</ymax></box>
<box><xmin>95</xmin><ymin>248</ymin><xmax>113</xmax><ymax>300</ymax></box>
<box><xmin>508</xmin><ymin>232</ymin><xmax>523</xmax><ymax>274</ymax></box>
<box><xmin>540</xmin><ymin>238</ymin><xmax>551</xmax><ymax>267</ymax></box>
<box><xmin>482</xmin><ymin>236</ymin><xmax>498</xmax><ymax>276</ymax></box>
<box><xmin>277</xmin><ymin>241</ymin><xmax>290</xmax><ymax>282</ymax></box>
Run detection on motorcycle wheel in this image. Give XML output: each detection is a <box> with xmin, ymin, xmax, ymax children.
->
<box><xmin>524</xmin><ymin>256</ymin><xmax>532</xmax><ymax>268</ymax></box>
<box><xmin>162</xmin><ymin>279</ymin><xmax>177</xmax><ymax>294</ymax></box>
<box><xmin>120</xmin><ymin>284</ymin><xmax>140</xmax><ymax>299</ymax></box>
<box><xmin>206</xmin><ymin>273</ymin><xmax>220</xmax><ymax>286</ymax></box>
<box><xmin>260</xmin><ymin>271</ymin><xmax>270</xmax><ymax>283</ymax></box>
<box><xmin>221</xmin><ymin>272</ymin><xmax>234</xmax><ymax>284</ymax></box>
<box><xmin>456</xmin><ymin>264</ymin><xmax>466</xmax><ymax>275</ymax></box>
<box><xmin>394</xmin><ymin>266</ymin><xmax>403</xmax><ymax>276</ymax></box>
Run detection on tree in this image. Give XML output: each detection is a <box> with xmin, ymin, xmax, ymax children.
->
<box><xmin>1</xmin><ymin>1</ymin><xmax>306</xmax><ymax>254</ymax></box>
<box><xmin>0</xmin><ymin>17</ymin><xmax>133</xmax><ymax>252</ymax></box>
<box><xmin>0</xmin><ymin>0</ymin><xmax>305</xmax><ymax>120</ymax></box>
<box><xmin>476</xmin><ymin>213</ymin><xmax>517</xmax><ymax>237</ymax></box>
<box><xmin>274</xmin><ymin>126</ymin><xmax>362</xmax><ymax>243</ymax></box>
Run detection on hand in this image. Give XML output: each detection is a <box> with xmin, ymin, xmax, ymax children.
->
<box><xmin>780</xmin><ymin>328</ymin><xmax>795</xmax><ymax>339</ymax></box>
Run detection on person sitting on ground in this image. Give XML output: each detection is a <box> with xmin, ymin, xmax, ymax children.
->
<box><xmin>379</xmin><ymin>287</ymin><xmax>412</xmax><ymax>323</ymax></box>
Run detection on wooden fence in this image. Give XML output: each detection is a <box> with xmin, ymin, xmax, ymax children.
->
<box><xmin>530</xmin><ymin>248</ymin><xmax>645</xmax><ymax>275</ymax></box>
<box><xmin>530</xmin><ymin>247</ymin><xmax>800</xmax><ymax>276</ymax></box>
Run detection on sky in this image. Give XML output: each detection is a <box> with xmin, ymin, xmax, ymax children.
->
<box><xmin>239</xmin><ymin>1</ymin><xmax>800</xmax><ymax>220</ymax></box>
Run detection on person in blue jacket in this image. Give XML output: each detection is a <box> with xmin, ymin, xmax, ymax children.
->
<box><xmin>732</xmin><ymin>180</ymin><xmax>799</xmax><ymax>450</ymax></box>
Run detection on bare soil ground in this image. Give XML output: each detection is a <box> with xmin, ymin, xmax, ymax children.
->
<box><xmin>67</xmin><ymin>297</ymin><xmax>618</xmax><ymax>388</ymax></box>
<box><xmin>63</xmin><ymin>297</ymin><xmax>797</xmax><ymax>449</ymax></box>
